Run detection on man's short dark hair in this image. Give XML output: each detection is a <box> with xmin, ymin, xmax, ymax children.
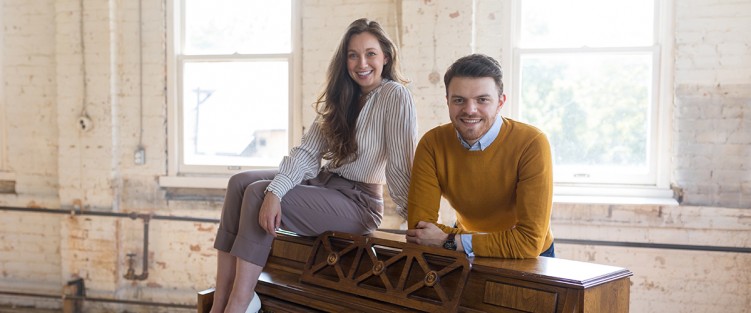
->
<box><xmin>443</xmin><ymin>54</ymin><xmax>504</xmax><ymax>96</ymax></box>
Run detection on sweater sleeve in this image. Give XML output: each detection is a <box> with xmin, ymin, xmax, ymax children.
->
<box><xmin>382</xmin><ymin>84</ymin><xmax>418</xmax><ymax>219</ymax></box>
<box><xmin>407</xmin><ymin>130</ymin><xmax>449</xmax><ymax>230</ymax></box>
<box><xmin>472</xmin><ymin>133</ymin><xmax>554</xmax><ymax>258</ymax></box>
<box><xmin>265</xmin><ymin>120</ymin><xmax>326</xmax><ymax>199</ymax></box>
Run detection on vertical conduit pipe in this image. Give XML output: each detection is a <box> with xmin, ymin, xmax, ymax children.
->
<box><xmin>123</xmin><ymin>213</ymin><xmax>150</xmax><ymax>281</ymax></box>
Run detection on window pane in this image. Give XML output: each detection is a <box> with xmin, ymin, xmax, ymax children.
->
<box><xmin>185</xmin><ymin>0</ymin><xmax>291</xmax><ymax>54</ymax></box>
<box><xmin>520</xmin><ymin>0</ymin><xmax>654</xmax><ymax>48</ymax></box>
<box><xmin>182</xmin><ymin>61</ymin><xmax>289</xmax><ymax>167</ymax></box>
<box><xmin>518</xmin><ymin>54</ymin><xmax>652</xmax><ymax>178</ymax></box>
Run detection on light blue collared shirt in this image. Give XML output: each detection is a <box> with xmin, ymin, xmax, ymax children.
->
<box><xmin>456</xmin><ymin>114</ymin><xmax>503</xmax><ymax>151</ymax></box>
<box><xmin>455</xmin><ymin>114</ymin><xmax>503</xmax><ymax>257</ymax></box>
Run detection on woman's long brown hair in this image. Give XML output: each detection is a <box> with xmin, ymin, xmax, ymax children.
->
<box><xmin>315</xmin><ymin>18</ymin><xmax>408</xmax><ymax>168</ymax></box>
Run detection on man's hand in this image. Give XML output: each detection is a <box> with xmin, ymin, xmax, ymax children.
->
<box><xmin>259</xmin><ymin>192</ymin><xmax>282</xmax><ymax>237</ymax></box>
<box><xmin>405</xmin><ymin>221</ymin><xmax>449</xmax><ymax>248</ymax></box>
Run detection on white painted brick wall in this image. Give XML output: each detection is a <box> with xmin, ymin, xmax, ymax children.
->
<box><xmin>401</xmin><ymin>1</ymin><xmax>475</xmax><ymax>136</ymax></box>
<box><xmin>3</xmin><ymin>0</ymin><xmax>58</xmax><ymax>200</ymax></box>
<box><xmin>553</xmin><ymin>203</ymin><xmax>751</xmax><ymax>313</ymax></box>
<box><xmin>675</xmin><ymin>0</ymin><xmax>751</xmax><ymax>85</ymax></box>
<box><xmin>557</xmin><ymin>244</ymin><xmax>751</xmax><ymax>313</ymax></box>
<box><xmin>0</xmin><ymin>213</ymin><xmax>61</xmax><ymax>283</ymax></box>
<box><xmin>674</xmin><ymin>84</ymin><xmax>751</xmax><ymax>207</ymax></box>
<box><xmin>300</xmin><ymin>0</ymin><xmax>396</xmax><ymax>128</ymax></box>
<box><xmin>0</xmin><ymin>1</ymin><xmax>749</xmax><ymax>312</ymax></box>
<box><xmin>673</xmin><ymin>0</ymin><xmax>751</xmax><ymax>208</ymax></box>
<box><xmin>60</xmin><ymin>216</ymin><xmax>120</xmax><ymax>292</ymax></box>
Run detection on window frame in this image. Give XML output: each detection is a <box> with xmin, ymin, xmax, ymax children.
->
<box><xmin>164</xmin><ymin>0</ymin><xmax>301</xmax><ymax>186</ymax></box>
<box><xmin>504</xmin><ymin>0</ymin><xmax>674</xmax><ymax>200</ymax></box>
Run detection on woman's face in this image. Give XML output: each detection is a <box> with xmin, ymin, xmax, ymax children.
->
<box><xmin>346</xmin><ymin>32</ymin><xmax>388</xmax><ymax>95</ymax></box>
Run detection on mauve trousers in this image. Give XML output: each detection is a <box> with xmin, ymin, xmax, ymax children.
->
<box><xmin>214</xmin><ymin>169</ymin><xmax>384</xmax><ymax>267</ymax></box>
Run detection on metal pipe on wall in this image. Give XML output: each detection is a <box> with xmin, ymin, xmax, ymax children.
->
<box><xmin>1</xmin><ymin>206</ymin><xmax>219</xmax><ymax>278</ymax></box>
<box><xmin>0</xmin><ymin>206</ymin><xmax>218</xmax><ymax>310</ymax></box>
<box><xmin>123</xmin><ymin>214</ymin><xmax>150</xmax><ymax>281</ymax></box>
<box><xmin>3</xmin><ymin>206</ymin><xmax>751</xmax><ymax>253</ymax></box>
<box><xmin>2</xmin><ymin>206</ymin><xmax>217</xmax><ymax>282</ymax></box>
<box><xmin>0</xmin><ymin>205</ymin><xmax>219</xmax><ymax>223</ymax></box>
<box><xmin>0</xmin><ymin>290</ymin><xmax>194</xmax><ymax>309</ymax></box>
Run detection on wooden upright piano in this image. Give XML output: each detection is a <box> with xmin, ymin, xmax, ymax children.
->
<box><xmin>198</xmin><ymin>231</ymin><xmax>632</xmax><ymax>312</ymax></box>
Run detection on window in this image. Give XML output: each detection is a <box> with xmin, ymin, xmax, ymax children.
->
<box><xmin>511</xmin><ymin>0</ymin><xmax>672</xmax><ymax>191</ymax></box>
<box><xmin>168</xmin><ymin>0</ymin><xmax>296</xmax><ymax>177</ymax></box>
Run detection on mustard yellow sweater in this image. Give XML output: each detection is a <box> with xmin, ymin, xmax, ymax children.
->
<box><xmin>407</xmin><ymin>117</ymin><xmax>554</xmax><ymax>258</ymax></box>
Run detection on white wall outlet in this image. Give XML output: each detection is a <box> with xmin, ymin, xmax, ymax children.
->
<box><xmin>134</xmin><ymin>147</ymin><xmax>146</xmax><ymax>165</ymax></box>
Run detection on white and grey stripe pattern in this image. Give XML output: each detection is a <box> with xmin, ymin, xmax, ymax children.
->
<box><xmin>266</xmin><ymin>80</ymin><xmax>418</xmax><ymax>217</ymax></box>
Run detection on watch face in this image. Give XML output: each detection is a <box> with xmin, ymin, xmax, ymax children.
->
<box><xmin>443</xmin><ymin>239</ymin><xmax>457</xmax><ymax>251</ymax></box>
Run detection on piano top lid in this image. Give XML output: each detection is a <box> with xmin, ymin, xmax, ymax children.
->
<box><xmin>471</xmin><ymin>253</ymin><xmax>633</xmax><ymax>289</ymax></box>
<box><xmin>372</xmin><ymin>230</ymin><xmax>632</xmax><ymax>289</ymax></box>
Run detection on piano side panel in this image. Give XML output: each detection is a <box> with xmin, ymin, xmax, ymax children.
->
<box><xmin>457</xmin><ymin>266</ymin><xmax>630</xmax><ymax>313</ymax></box>
<box><xmin>461</xmin><ymin>273</ymin><xmax>572</xmax><ymax>312</ymax></box>
<box><xmin>483</xmin><ymin>280</ymin><xmax>558</xmax><ymax>312</ymax></box>
<box><xmin>582</xmin><ymin>277</ymin><xmax>631</xmax><ymax>313</ymax></box>
<box><xmin>559</xmin><ymin>288</ymin><xmax>582</xmax><ymax>313</ymax></box>
<box><xmin>197</xmin><ymin>288</ymin><xmax>214</xmax><ymax>313</ymax></box>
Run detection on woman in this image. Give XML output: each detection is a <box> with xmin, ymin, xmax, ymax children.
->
<box><xmin>210</xmin><ymin>18</ymin><xmax>417</xmax><ymax>313</ymax></box>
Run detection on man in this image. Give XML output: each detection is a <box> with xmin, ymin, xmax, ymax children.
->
<box><xmin>406</xmin><ymin>54</ymin><xmax>554</xmax><ymax>258</ymax></box>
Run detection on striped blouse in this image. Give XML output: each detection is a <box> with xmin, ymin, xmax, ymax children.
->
<box><xmin>266</xmin><ymin>80</ymin><xmax>418</xmax><ymax>218</ymax></box>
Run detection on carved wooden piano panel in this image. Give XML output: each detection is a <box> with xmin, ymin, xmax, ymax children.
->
<box><xmin>198</xmin><ymin>231</ymin><xmax>632</xmax><ymax>313</ymax></box>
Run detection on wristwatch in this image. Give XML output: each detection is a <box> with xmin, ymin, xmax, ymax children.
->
<box><xmin>442</xmin><ymin>233</ymin><xmax>457</xmax><ymax>251</ymax></box>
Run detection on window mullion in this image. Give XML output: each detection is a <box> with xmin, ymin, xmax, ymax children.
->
<box><xmin>517</xmin><ymin>46</ymin><xmax>656</xmax><ymax>55</ymax></box>
<box><xmin>180</xmin><ymin>53</ymin><xmax>292</xmax><ymax>61</ymax></box>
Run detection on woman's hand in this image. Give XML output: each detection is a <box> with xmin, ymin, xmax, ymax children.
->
<box><xmin>259</xmin><ymin>192</ymin><xmax>282</xmax><ymax>237</ymax></box>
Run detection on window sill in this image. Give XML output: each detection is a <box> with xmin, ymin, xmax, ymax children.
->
<box><xmin>0</xmin><ymin>171</ymin><xmax>16</xmax><ymax>194</ymax></box>
<box><xmin>553</xmin><ymin>185</ymin><xmax>678</xmax><ymax>206</ymax></box>
<box><xmin>158</xmin><ymin>175</ymin><xmax>229</xmax><ymax>189</ymax></box>
<box><xmin>158</xmin><ymin>176</ymin><xmax>680</xmax><ymax>206</ymax></box>
<box><xmin>0</xmin><ymin>171</ymin><xmax>15</xmax><ymax>180</ymax></box>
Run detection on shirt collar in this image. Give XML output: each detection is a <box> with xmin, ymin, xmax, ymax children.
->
<box><xmin>456</xmin><ymin>114</ymin><xmax>503</xmax><ymax>151</ymax></box>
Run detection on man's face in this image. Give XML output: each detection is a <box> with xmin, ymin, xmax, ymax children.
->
<box><xmin>447</xmin><ymin>76</ymin><xmax>505</xmax><ymax>145</ymax></box>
